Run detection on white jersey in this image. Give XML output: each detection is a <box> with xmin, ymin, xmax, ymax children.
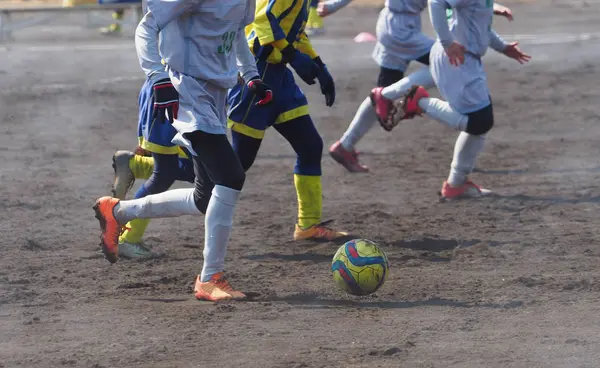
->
<box><xmin>137</xmin><ymin>0</ymin><xmax>256</xmax><ymax>89</ymax></box>
<box><xmin>373</xmin><ymin>0</ymin><xmax>433</xmax><ymax>71</ymax></box>
<box><xmin>445</xmin><ymin>0</ymin><xmax>495</xmax><ymax>58</ymax></box>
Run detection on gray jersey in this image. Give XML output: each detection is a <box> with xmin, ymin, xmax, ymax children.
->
<box><xmin>372</xmin><ymin>0</ymin><xmax>433</xmax><ymax>71</ymax></box>
<box><xmin>386</xmin><ymin>0</ymin><xmax>427</xmax><ymax>14</ymax></box>
<box><xmin>137</xmin><ymin>0</ymin><xmax>256</xmax><ymax>89</ymax></box>
<box><xmin>431</xmin><ymin>0</ymin><xmax>495</xmax><ymax>58</ymax></box>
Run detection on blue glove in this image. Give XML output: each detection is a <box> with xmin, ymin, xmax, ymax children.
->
<box><xmin>313</xmin><ymin>57</ymin><xmax>335</xmax><ymax>107</ymax></box>
<box><xmin>281</xmin><ymin>45</ymin><xmax>319</xmax><ymax>85</ymax></box>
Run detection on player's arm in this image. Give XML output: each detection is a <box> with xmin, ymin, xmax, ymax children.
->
<box><xmin>318</xmin><ymin>0</ymin><xmax>353</xmax><ymax>17</ymax></box>
<box><xmin>135</xmin><ymin>11</ymin><xmax>179</xmax><ymax>123</ymax></box>
<box><xmin>236</xmin><ymin>30</ymin><xmax>260</xmax><ymax>83</ymax></box>
<box><xmin>493</xmin><ymin>2</ymin><xmax>513</xmax><ymax>21</ymax></box>
<box><xmin>297</xmin><ymin>31</ymin><xmax>336</xmax><ymax>107</ymax></box>
<box><xmin>236</xmin><ymin>0</ymin><xmax>260</xmax><ymax>84</ymax></box>
<box><xmin>135</xmin><ymin>11</ymin><xmax>169</xmax><ymax>83</ymax></box>
<box><xmin>428</xmin><ymin>0</ymin><xmax>466</xmax><ymax>65</ymax></box>
<box><xmin>490</xmin><ymin>29</ymin><xmax>531</xmax><ymax>64</ymax></box>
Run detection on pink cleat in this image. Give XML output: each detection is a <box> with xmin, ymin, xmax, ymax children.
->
<box><xmin>370</xmin><ymin>87</ymin><xmax>395</xmax><ymax>131</ymax></box>
<box><xmin>399</xmin><ymin>85</ymin><xmax>429</xmax><ymax>118</ymax></box>
<box><xmin>329</xmin><ymin>141</ymin><xmax>369</xmax><ymax>173</ymax></box>
<box><xmin>440</xmin><ymin>180</ymin><xmax>492</xmax><ymax>200</ymax></box>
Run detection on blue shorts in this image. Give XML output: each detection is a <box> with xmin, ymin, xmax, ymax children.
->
<box><xmin>227</xmin><ymin>61</ymin><xmax>309</xmax><ymax>140</ymax></box>
<box><xmin>137</xmin><ymin>78</ymin><xmax>181</xmax><ymax>155</ymax></box>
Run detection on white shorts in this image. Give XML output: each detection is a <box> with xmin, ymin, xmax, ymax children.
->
<box><xmin>430</xmin><ymin>41</ymin><xmax>491</xmax><ymax>114</ymax></box>
<box><xmin>167</xmin><ymin>67</ymin><xmax>229</xmax><ymax>155</ymax></box>
<box><xmin>372</xmin><ymin>8</ymin><xmax>434</xmax><ymax>72</ymax></box>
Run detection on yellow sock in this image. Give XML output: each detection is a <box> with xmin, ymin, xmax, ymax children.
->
<box><xmin>308</xmin><ymin>7</ymin><xmax>324</xmax><ymax>28</ymax></box>
<box><xmin>294</xmin><ymin>174</ymin><xmax>322</xmax><ymax>229</ymax></box>
<box><xmin>129</xmin><ymin>154</ymin><xmax>154</xmax><ymax>180</ymax></box>
<box><xmin>119</xmin><ymin>219</ymin><xmax>151</xmax><ymax>245</ymax></box>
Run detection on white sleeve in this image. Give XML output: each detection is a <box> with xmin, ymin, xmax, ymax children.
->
<box><xmin>429</xmin><ymin>0</ymin><xmax>454</xmax><ymax>47</ymax></box>
<box><xmin>489</xmin><ymin>28</ymin><xmax>508</xmax><ymax>53</ymax></box>
<box><xmin>135</xmin><ymin>11</ymin><xmax>169</xmax><ymax>83</ymax></box>
<box><xmin>321</xmin><ymin>0</ymin><xmax>353</xmax><ymax>15</ymax></box>
<box><xmin>146</xmin><ymin>0</ymin><xmax>193</xmax><ymax>29</ymax></box>
<box><xmin>235</xmin><ymin>30</ymin><xmax>259</xmax><ymax>83</ymax></box>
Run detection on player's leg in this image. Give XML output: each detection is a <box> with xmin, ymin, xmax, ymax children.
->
<box><xmin>372</xmin><ymin>52</ymin><xmax>436</xmax><ymax>123</ymax></box>
<box><xmin>401</xmin><ymin>42</ymin><xmax>493</xmax><ymax>199</ymax></box>
<box><xmin>329</xmin><ymin>66</ymin><xmax>404</xmax><ymax>173</ymax></box>
<box><xmin>112</xmin><ymin>149</ymin><xmax>195</xmax><ymax>200</ymax></box>
<box><xmin>274</xmin><ymin>115</ymin><xmax>349</xmax><ymax>241</ymax></box>
<box><xmin>118</xmin><ymin>152</ymin><xmax>180</xmax><ymax>259</ymax></box>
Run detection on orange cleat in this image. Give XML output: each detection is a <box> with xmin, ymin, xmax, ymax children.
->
<box><xmin>329</xmin><ymin>140</ymin><xmax>369</xmax><ymax>173</ymax></box>
<box><xmin>293</xmin><ymin>220</ymin><xmax>350</xmax><ymax>242</ymax></box>
<box><xmin>440</xmin><ymin>180</ymin><xmax>492</xmax><ymax>200</ymax></box>
<box><xmin>92</xmin><ymin>196</ymin><xmax>123</xmax><ymax>263</ymax></box>
<box><xmin>194</xmin><ymin>273</ymin><xmax>246</xmax><ymax>302</ymax></box>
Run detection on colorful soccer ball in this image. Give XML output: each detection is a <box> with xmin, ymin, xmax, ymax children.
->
<box><xmin>331</xmin><ymin>239</ymin><xmax>390</xmax><ymax>296</ymax></box>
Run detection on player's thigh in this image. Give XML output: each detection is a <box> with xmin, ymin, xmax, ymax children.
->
<box><xmin>187</xmin><ymin>131</ymin><xmax>245</xmax><ymax>190</ymax></box>
<box><xmin>137</xmin><ymin>78</ymin><xmax>180</xmax><ymax>155</ymax></box>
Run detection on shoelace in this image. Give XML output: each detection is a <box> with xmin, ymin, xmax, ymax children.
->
<box><xmin>213</xmin><ymin>276</ymin><xmax>234</xmax><ymax>291</ymax></box>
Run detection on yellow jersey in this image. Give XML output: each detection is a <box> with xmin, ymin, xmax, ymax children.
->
<box><xmin>245</xmin><ymin>0</ymin><xmax>319</xmax><ymax>64</ymax></box>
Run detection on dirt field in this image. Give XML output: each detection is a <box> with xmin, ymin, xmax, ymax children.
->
<box><xmin>2</xmin><ymin>2</ymin><xmax>600</xmax><ymax>367</ymax></box>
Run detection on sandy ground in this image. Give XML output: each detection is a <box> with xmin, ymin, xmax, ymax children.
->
<box><xmin>2</xmin><ymin>2</ymin><xmax>600</xmax><ymax>367</ymax></box>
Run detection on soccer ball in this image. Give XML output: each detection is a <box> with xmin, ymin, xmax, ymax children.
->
<box><xmin>331</xmin><ymin>239</ymin><xmax>390</xmax><ymax>296</ymax></box>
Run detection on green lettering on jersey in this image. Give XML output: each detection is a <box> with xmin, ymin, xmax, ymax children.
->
<box><xmin>486</xmin><ymin>0</ymin><xmax>494</xmax><ymax>7</ymax></box>
<box><xmin>218</xmin><ymin>31</ymin><xmax>236</xmax><ymax>55</ymax></box>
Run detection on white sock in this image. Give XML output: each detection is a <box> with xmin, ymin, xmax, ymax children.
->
<box><xmin>200</xmin><ymin>185</ymin><xmax>241</xmax><ymax>282</ymax></box>
<box><xmin>381</xmin><ymin>66</ymin><xmax>435</xmax><ymax>101</ymax></box>
<box><xmin>447</xmin><ymin>132</ymin><xmax>486</xmax><ymax>187</ymax></box>
<box><xmin>113</xmin><ymin>188</ymin><xmax>200</xmax><ymax>224</ymax></box>
<box><xmin>340</xmin><ymin>97</ymin><xmax>376</xmax><ymax>150</ymax></box>
<box><xmin>418</xmin><ymin>97</ymin><xmax>469</xmax><ymax>132</ymax></box>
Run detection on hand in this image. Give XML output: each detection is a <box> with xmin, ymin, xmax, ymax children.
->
<box><xmin>317</xmin><ymin>2</ymin><xmax>329</xmax><ymax>17</ymax></box>
<box><xmin>313</xmin><ymin>57</ymin><xmax>335</xmax><ymax>107</ymax></box>
<box><xmin>444</xmin><ymin>41</ymin><xmax>466</xmax><ymax>66</ymax></box>
<box><xmin>282</xmin><ymin>45</ymin><xmax>319</xmax><ymax>85</ymax></box>
<box><xmin>152</xmin><ymin>78</ymin><xmax>179</xmax><ymax>124</ymax></box>
<box><xmin>247</xmin><ymin>78</ymin><xmax>273</xmax><ymax>106</ymax></box>
<box><xmin>493</xmin><ymin>4</ymin><xmax>513</xmax><ymax>21</ymax></box>
<box><xmin>502</xmin><ymin>42</ymin><xmax>531</xmax><ymax>64</ymax></box>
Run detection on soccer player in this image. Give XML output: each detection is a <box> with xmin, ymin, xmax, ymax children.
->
<box><xmin>387</xmin><ymin>0</ymin><xmax>530</xmax><ymax>199</ymax></box>
<box><xmin>227</xmin><ymin>0</ymin><xmax>349</xmax><ymax>242</ymax></box>
<box><xmin>321</xmin><ymin>0</ymin><xmax>513</xmax><ymax>172</ymax></box>
<box><xmin>93</xmin><ymin>0</ymin><xmax>273</xmax><ymax>301</ymax></box>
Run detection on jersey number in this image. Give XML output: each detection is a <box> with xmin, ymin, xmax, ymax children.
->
<box><xmin>218</xmin><ymin>31</ymin><xmax>236</xmax><ymax>55</ymax></box>
<box><xmin>486</xmin><ymin>0</ymin><xmax>493</xmax><ymax>7</ymax></box>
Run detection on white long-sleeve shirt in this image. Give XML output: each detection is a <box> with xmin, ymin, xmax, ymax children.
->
<box><xmin>134</xmin><ymin>0</ymin><xmax>259</xmax><ymax>88</ymax></box>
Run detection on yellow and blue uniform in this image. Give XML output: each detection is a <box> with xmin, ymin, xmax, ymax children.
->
<box><xmin>228</xmin><ymin>0</ymin><xmax>345</xmax><ymax>239</ymax></box>
<box><xmin>227</xmin><ymin>0</ymin><xmax>337</xmax><ymax>232</ymax></box>
<box><xmin>228</xmin><ymin>0</ymin><xmax>319</xmax><ymax>138</ymax></box>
